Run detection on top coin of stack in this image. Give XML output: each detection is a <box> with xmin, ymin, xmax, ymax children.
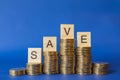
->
<box><xmin>43</xmin><ymin>51</ymin><xmax>58</xmax><ymax>74</ymax></box>
<box><xmin>93</xmin><ymin>62</ymin><xmax>109</xmax><ymax>75</ymax></box>
<box><xmin>26</xmin><ymin>63</ymin><xmax>42</xmax><ymax>75</ymax></box>
<box><xmin>75</xmin><ymin>47</ymin><xmax>92</xmax><ymax>75</ymax></box>
<box><xmin>9</xmin><ymin>68</ymin><xmax>26</xmax><ymax>76</ymax></box>
<box><xmin>60</xmin><ymin>39</ymin><xmax>75</xmax><ymax>74</ymax></box>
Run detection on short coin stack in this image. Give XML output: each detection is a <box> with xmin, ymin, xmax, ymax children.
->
<box><xmin>26</xmin><ymin>63</ymin><xmax>42</xmax><ymax>75</ymax></box>
<box><xmin>93</xmin><ymin>62</ymin><xmax>109</xmax><ymax>75</ymax></box>
<box><xmin>9</xmin><ymin>68</ymin><xmax>26</xmax><ymax>76</ymax></box>
<box><xmin>75</xmin><ymin>47</ymin><xmax>92</xmax><ymax>75</ymax></box>
<box><xmin>43</xmin><ymin>51</ymin><xmax>58</xmax><ymax>74</ymax></box>
<box><xmin>60</xmin><ymin>39</ymin><xmax>75</xmax><ymax>74</ymax></box>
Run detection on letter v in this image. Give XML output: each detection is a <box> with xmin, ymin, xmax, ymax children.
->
<box><xmin>64</xmin><ymin>28</ymin><xmax>71</xmax><ymax>35</ymax></box>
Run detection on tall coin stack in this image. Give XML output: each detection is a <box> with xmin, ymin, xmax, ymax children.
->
<box><xmin>60</xmin><ymin>39</ymin><xmax>75</xmax><ymax>74</ymax></box>
<box><xmin>26</xmin><ymin>63</ymin><xmax>42</xmax><ymax>75</ymax></box>
<box><xmin>43</xmin><ymin>37</ymin><xmax>58</xmax><ymax>74</ymax></box>
<box><xmin>93</xmin><ymin>62</ymin><xmax>109</xmax><ymax>75</ymax></box>
<box><xmin>75</xmin><ymin>47</ymin><xmax>92</xmax><ymax>75</ymax></box>
<box><xmin>43</xmin><ymin>51</ymin><xmax>58</xmax><ymax>74</ymax></box>
<box><xmin>76</xmin><ymin>32</ymin><xmax>92</xmax><ymax>75</ymax></box>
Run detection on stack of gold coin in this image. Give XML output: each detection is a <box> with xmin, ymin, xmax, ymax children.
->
<box><xmin>75</xmin><ymin>47</ymin><xmax>92</xmax><ymax>75</ymax></box>
<box><xmin>60</xmin><ymin>39</ymin><xmax>75</xmax><ymax>74</ymax></box>
<box><xmin>43</xmin><ymin>51</ymin><xmax>58</xmax><ymax>74</ymax></box>
<box><xmin>9</xmin><ymin>68</ymin><xmax>26</xmax><ymax>76</ymax></box>
<box><xmin>26</xmin><ymin>63</ymin><xmax>42</xmax><ymax>75</ymax></box>
<box><xmin>93</xmin><ymin>62</ymin><xmax>109</xmax><ymax>75</ymax></box>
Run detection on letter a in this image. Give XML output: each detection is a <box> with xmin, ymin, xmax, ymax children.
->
<box><xmin>46</xmin><ymin>40</ymin><xmax>53</xmax><ymax>48</ymax></box>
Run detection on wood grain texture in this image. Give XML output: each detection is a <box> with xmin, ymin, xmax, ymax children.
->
<box><xmin>60</xmin><ymin>24</ymin><xmax>74</xmax><ymax>39</ymax></box>
<box><xmin>77</xmin><ymin>32</ymin><xmax>91</xmax><ymax>47</ymax></box>
<box><xmin>28</xmin><ymin>48</ymin><xmax>42</xmax><ymax>63</ymax></box>
<box><xmin>43</xmin><ymin>37</ymin><xmax>57</xmax><ymax>51</ymax></box>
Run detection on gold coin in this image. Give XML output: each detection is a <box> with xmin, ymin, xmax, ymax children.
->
<box><xmin>9</xmin><ymin>68</ymin><xmax>26</xmax><ymax>76</ymax></box>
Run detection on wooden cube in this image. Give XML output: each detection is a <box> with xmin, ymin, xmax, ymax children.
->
<box><xmin>43</xmin><ymin>37</ymin><xmax>57</xmax><ymax>52</ymax></box>
<box><xmin>77</xmin><ymin>32</ymin><xmax>91</xmax><ymax>47</ymax></box>
<box><xmin>28</xmin><ymin>48</ymin><xmax>42</xmax><ymax>63</ymax></box>
<box><xmin>60</xmin><ymin>24</ymin><xmax>74</xmax><ymax>39</ymax></box>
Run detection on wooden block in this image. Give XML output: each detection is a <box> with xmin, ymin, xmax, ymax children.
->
<box><xmin>77</xmin><ymin>32</ymin><xmax>91</xmax><ymax>47</ymax></box>
<box><xmin>60</xmin><ymin>24</ymin><xmax>74</xmax><ymax>39</ymax></box>
<box><xmin>28</xmin><ymin>48</ymin><xmax>42</xmax><ymax>63</ymax></box>
<box><xmin>43</xmin><ymin>37</ymin><xmax>57</xmax><ymax>52</ymax></box>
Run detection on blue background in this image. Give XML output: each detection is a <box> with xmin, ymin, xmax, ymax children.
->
<box><xmin>0</xmin><ymin>0</ymin><xmax>120</xmax><ymax>80</ymax></box>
